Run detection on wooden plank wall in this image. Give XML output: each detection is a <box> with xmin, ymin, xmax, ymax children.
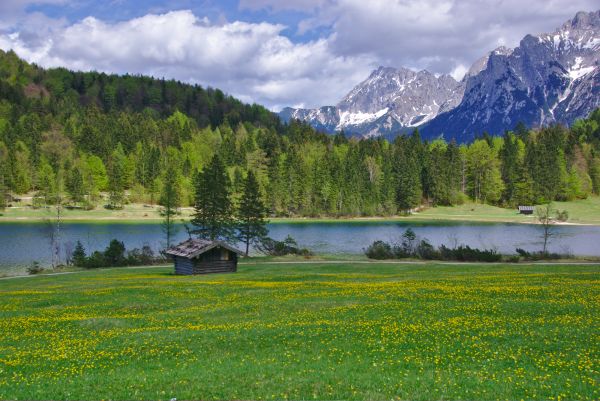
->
<box><xmin>173</xmin><ymin>256</ymin><xmax>237</xmax><ymax>275</ymax></box>
<box><xmin>174</xmin><ymin>256</ymin><xmax>194</xmax><ymax>275</ymax></box>
<box><xmin>193</xmin><ymin>260</ymin><xmax>237</xmax><ymax>274</ymax></box>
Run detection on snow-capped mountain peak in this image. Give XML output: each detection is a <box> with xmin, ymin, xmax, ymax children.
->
<box><xmin>280</xmin><ymin>10</ymin><xmax>600</xmax><ymax>142</ymax></box>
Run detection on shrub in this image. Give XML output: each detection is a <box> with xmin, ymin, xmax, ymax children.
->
<box><xmin>85</xmin><ymin>251</ymin><xmax>106</xmax><ymax>268</ymax></box>
<box><xmin>515</xmin><ymin>249</ymin><xmax>567</xmax><ymax>261</ymax></box>
<box><xmin>126</xmin><ymin>245</ymin><xmax>157</xmax><ymax>265</ymax></box>
<box><xmin>104</xmin><ymin>239</ymin><xmax>126</xmax><ymax>266</ymax></box>
<box><xmin>557</xmin><ymin>210</ymin><xmax>569</xmax><ymax>222</ymax></box>
<box><xmin>416</xmin><ymin>239</ymin><xmax>438</xmax><ymax>260</ymax></box>
<box><xmin>365</xmin><ymin>241</ymin><xmax>394</xmax><ymax>259</ymax></box>
<box><xmin>393</xmin><ymin>228</ymin><xmax>417</xmax><ymax>258</ymax></box>
<box><xmin>71</xmin><ymin>239</ymin><xmax>163</xmax><ymax>268</ymax></box>
<box><xmin>439</xmin><ymin>245</ymin><xmax>501</xmax><ymax>262</ymax></box>
<box><xmin>72</xmin><ymin>241</ymin><xmax>87</xmax><ymax>267</ymax></box>
<box><xmin>365</xmin><ymin>234</ymin><xmax>501</xmax><ymax>262</ymax></box>
<box><xmin>27</xmin><ymin>261</ymin><xmax>43</xmax><ymax>275</ymax></box>
<box><xmin>256</xmin><ymin>235</ymin><xmax>312</xmax><ymax>256</ymax></box>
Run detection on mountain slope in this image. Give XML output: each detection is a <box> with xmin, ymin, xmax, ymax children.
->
<box><xmin>421</xmin><ymin>10</ymin><xmax>600</xmax><ymax>141</ymax></box>
<box><xmin>281</xmin><ymin>67</ymin><xmax>463</xmax><ymax>138</ymax></box>
<box><xmin>281</xmin><ymin>10</ymin><xmax>600</xmax><ymax>142</ymax></box>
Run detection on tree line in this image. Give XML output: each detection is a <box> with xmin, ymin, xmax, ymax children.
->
<box><xmin>1</xmin><ymin>49</ymin><xmax>600</xmax><ymax>220</ymax></box>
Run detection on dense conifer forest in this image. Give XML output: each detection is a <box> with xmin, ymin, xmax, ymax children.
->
<box><xmin>1</xmin><ymin>49</ymin><xmax>600</xmax><ymax>217</ymax></box>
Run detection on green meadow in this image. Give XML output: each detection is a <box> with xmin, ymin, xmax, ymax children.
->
<box><xmin>2</xmin><ymin>196</ymin><xmax>600</xmax><ymax>225</ymax></box>
<box><xmin>0</xmin><ymin>262</ymin><xmax>598</xmax><ymax>400</ymax></box>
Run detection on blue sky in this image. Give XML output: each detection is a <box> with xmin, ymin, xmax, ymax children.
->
<box><xmin>27</xmin><ymin>0</ymin><xmax>330</xmax><ymax>41</ymax></box>
<box><xmin>0</xmin><ymin>1</ymin><xmax>598</xmax><ymax>110</ymax></box>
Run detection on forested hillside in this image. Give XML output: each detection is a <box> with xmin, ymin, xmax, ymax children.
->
<box><xmin>1</xmin><ymin>49</ymin><xmax>600</xmax><ymax>217</ymax></box>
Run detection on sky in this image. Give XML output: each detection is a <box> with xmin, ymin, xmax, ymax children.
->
<box><xmin>0</xmin><ymin>1</ymin><xmax>598</xmax><ymax>111</ymax></box>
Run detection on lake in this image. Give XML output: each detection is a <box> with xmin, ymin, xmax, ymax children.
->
<box><xmin>1</xmin><ymin>221</ymin><xmax>600</xmax><ymax>274</ymax></box>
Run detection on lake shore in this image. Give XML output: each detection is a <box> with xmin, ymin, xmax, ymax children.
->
<box><xmin>2</xmin><ymin>197</ymin><xmax>600</xmax><ymax>225</ymax></box>
<box><xmin>4</xmin><ymin>255</ymin><xmax>600</xmax><ymax>279</ymax></box>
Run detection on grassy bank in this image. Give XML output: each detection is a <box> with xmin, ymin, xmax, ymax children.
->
<box><xmin>2</xmin><ymin>197</ymin><xmax>600</xmax><ymax>225</ymax></box>
<box><xmin>0</xmin><ymin>262</ymin><xmax>597</xmax><ymax>400</ymax></box>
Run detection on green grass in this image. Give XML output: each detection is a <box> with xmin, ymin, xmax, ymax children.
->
<box><xmin>412</xmin><ymin>197</ymin><xmax>600</xmax><ymax>225</ymax></box>
<box><xmin>0</xmin><ymin>263</ymin><xmax>598</xmax><ymax>400</ymax></box>
<box><xmin>2</xmin><ymin>196</ymin><xmax>600</xmax><ymax>225</ymax></box>
<box><xmin>0</xmin><ymin>203</ymin><xmax>192</xmax><ymax>223</ymax></box>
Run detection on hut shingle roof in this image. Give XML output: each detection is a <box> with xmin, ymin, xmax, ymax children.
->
<box><xmin>165</xmin><ymin>238</ymin><xmax>244</xmax><ymax>259</ymax></box>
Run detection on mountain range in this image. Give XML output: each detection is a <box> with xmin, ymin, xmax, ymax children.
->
<box><xmin>279</xmin><ymin>10</ymin><xmax>600</xmax><ymax>142</ymax></box>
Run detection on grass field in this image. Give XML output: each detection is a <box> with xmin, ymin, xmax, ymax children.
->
<box><xmin>2</xmin><ymin>196</ymin><xmax>600</xmax><ymax>225</ymax></box>
<box><xmin>0</xmin><ymin>263</ymin><xmax>598</xmax><ymax>400</ymax></box>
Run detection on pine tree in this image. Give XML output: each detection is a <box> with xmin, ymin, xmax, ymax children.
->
<box><xmin>72</xmin><ymin>240</ymin><xmax>87</xmax><ymax>267</ymax></box>
<box><xmin>394</xmin><ymin>140</ymin><xmax>422</xmax><ymax>213</ymax></box>
<box><xmin>191</xmin><ymin>155</ymin><xmax>235</xmax><ymax>241</ymax></box>
<box><xmin>37</xmin><ymin>161</ymin><xmax>57</xmax><ymax>206</ymax></box>
<box><xmin>500</xmin><ymin>132</ymin><xmax>520</xmax><ymax>205</ymax></box>
<box><xmin>66</xmin><ymin>167</ymin><xmax>85</xmax><ymax>205</ymax></box>
<box><xmin>107</xmin><ymin>145</ymin><xmax>127</xmax><ymax>209</ymax></box>
<box><xmin>0</xmin><ymin>142</ymin><xmax>7</xmax><ymax>211</ymax></box>
<box><xmin>159</xmin><ymin>163</ymin><xmax>181</xmax><ymax>248</ymax></box>
<box><xmin>236</xmin><ymin>170</ymin><xmax>268</xmax><ymax>256</ymax></box>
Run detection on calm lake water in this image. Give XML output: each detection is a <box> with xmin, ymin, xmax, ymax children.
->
<box><xmin>1</xmin><ymin>221</ymin><xmax>600</xmax><ymax>274</ymax></box>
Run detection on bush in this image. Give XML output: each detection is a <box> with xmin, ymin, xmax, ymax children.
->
<box><xmin>256</xmin><ymin>235</ymin><xmax>312</xmax><ymax>257</ymax></box>
<box><xmin>126</xmin><ymin>244</ymin><xmax>157</xmax><ymax>265</ymax></box>
<box><xmin>439</xmin><ymin>245</ymin><xmax>501</xmax><ymax>262</ymax></box>
<box><xmin>393</xmin><ymin>228</ymin><xmax>417</xmax><ymax>258</ymax></box>
<box><xmin>557</xmin><ymin>210</ymin><xmax>569</xmax><ymax>222</ymax></box>
<box><xmin>515</xmin><ymin>248</ymin><xmax>566</xmax><ymax>261</ymax></box>
<box><xmin>72</xmin><ymin>241</ymin><xmax>87</xmax><ymax>267</ymax></box>
<box><xmin>85</xmin><ymin>251</ymin><xmax>106</xmax><ymax>268</ymax></box>
<box><xmin>364</xmin><ymin>241</ymin><xmax>394</xmax><ymax>259</ymax></box>
<box><xmin>71</xmin><ymin>239</ymin><xmax>163</xmax><ymax>268</ymax></box>
<box><xmin>416</xmin><ymin>239</ymin><xmax>439</xmax><ymax>260</ymax></box>
<box><xmin>365</xmin><ymin>233</ymin><xmax>501</xmax><ymax>262</ymax></box>
<box><xmin>104</xmin><ymin>239</ymin><xmax>126</xmax><ymax>266</ymax></box>
<box><xmin>27</xmin><ymin>261</ymin><xmax>43</xmax><ymax>275</ymax></box>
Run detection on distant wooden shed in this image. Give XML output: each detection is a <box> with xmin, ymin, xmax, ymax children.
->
<box><xmin>165</xmin><ymin>239</ymin><xmax>244</xmax><ymax>275</ymax></box>
<box><xmin>518</xmin><ymin>205</ymin><xmax>535</xmax><ymax>215</ymax></box>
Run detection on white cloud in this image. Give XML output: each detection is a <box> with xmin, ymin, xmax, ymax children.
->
<box><xmin>0</xmin><ymin>10</ymin><xmax>376</xmax><ymax>110</ymax></box>
<box><xmin>242</xmin><ymin>0</ymin><xmax>600</xmax><ymax>78</ymax></box>
<box><xmin>450</xmin><ymin>64</ymin><xmax>468</xmax><ymax>81</ymax></box>
<box><xmin>238</xmin><ymin>0</ymin><xmax>331</xmax><ymax>12</ymax></box>
<box><xmin>0</xmin><ymin>0</ymin><xmax>67</xmax><ymax>30</ymax></box>
<box><xmin>1</xmin><ymin>2</ymin><xmax>598</xmax><ymax>110</ymax></box>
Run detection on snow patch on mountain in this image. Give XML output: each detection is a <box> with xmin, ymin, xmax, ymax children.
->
<box><xmin>337</xmin><ymin>108</ymin><xmax>388</xmax><ymax>128</ymax></box>
<box><xmin>568</xmin><ymin>56</ymin><xmax>596</xmax><ymax>79</ymax></box>
<box><xmin>280</xmin><ymin>10</ymin><xmax>600</xmax><ymax>142</ymax></box>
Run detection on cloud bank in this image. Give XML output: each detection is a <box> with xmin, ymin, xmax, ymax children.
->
<box><xmin>0</xmin><ymin>10</ymin><xmax>374</xmax><ymax>110</ymax></box>
<box><xmin>0</xmin><ymin>1</ymin><xmax>598</xmax><ymax>110</ymax></box>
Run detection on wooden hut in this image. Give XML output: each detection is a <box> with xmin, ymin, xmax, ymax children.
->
<box><xmin>518</xmin><ymin>205</ymin><xmax>535</xmax><ymax>215</ymax></box>
<box><xmin>165</xmin><ymin>239</ymin><xmax>244</xmax><ymax>275</ymax></box>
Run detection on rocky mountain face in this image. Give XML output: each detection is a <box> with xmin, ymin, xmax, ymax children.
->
<box><xmin>280</xmin><ymin>10</ymin><xmax>600</xmax><ymax>142</ymax></box>
<box><xmin>280</xmin><ymin>67</ymin><xmax>463</xmax><ymax>138</ymax></box>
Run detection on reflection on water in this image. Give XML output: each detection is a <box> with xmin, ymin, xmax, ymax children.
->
<box><xmin>0</xmin><ymin>221</ymin><xmax>599</xmax><ymax>274</ymax></box>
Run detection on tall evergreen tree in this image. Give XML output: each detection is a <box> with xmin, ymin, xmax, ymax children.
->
<box><xmin>395</xmin><ymin>152</ymin><xmax>422</xmax><ymax>213</ymax></box>
<box><xmin>500</xmin><ymin>132</ymin><xmax>520</xmax><ymax>205</ymax></box>
<box><xmin>107</xmin><ymin>146</ymin><xmax>127</xmax><ymax>209</ymax></box>
<box><xmin>0</xmin><ymin>141</ymin><xmax>8</xmax><ymax>211</ymax></box>
<box><xmin>191</xmin><ymin>155</ymin><xmax>235</xmax><ymax>241</ymax></box>
<box><xmin>66</xmin><ymin>167</ymin><xmax>85</xmax><ymax>205</ymax></box>
<box><xmin>71</xmin><ymin>240</ymin><xmax>87</xmax><ymax>267</ymax></box>
<box><xmin>159</xmin><ymin>163</ymin><xmax>181</xmax><ymax>248</ymax></box>
<box><xmin>236</xmin><ymin>170</ymin><xmax>268</xmax><ymax>256</ymax></box>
